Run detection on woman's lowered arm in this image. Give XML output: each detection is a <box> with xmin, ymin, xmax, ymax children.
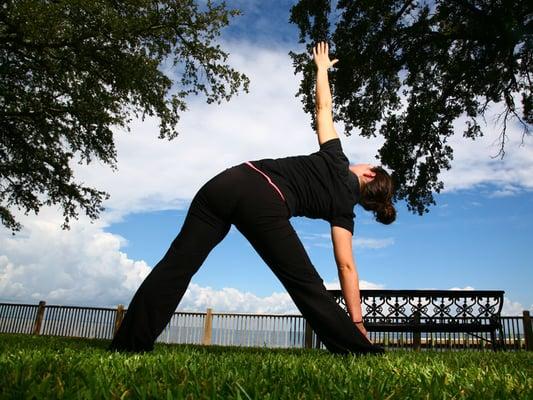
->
<box><xmin>312</xmin><ymin>42</ymin><xmax>339</xmax><ymax>146</ymax></box>
<box><xmin>331</xmin><ymin>225</ymin><xmax>369</xmax><ymax>339</ymax></box>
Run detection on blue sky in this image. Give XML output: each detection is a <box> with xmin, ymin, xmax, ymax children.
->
<box><xmin>1</xmin><ymin>1</ymin><xmax>531</xmax><ymax>315</ymax></box>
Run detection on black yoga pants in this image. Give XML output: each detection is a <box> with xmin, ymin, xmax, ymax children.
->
<box><xmin>109</xmin><ymin>163</ymin><xmax>383</xmax><ymax>355</ymax></box>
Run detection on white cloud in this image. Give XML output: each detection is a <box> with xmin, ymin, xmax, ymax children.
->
<box><xmin>355</xmin><ymin>237</ymin><xmax>395</xmax><ymax>249</ymax></box>
<box><xmin>0</xmin><ymin>211</ymin><xmax>150</xmax><ymax>308</ymax></box>
<box><xmin>324</xmin><ymin>279</ymin><xmax>385</xmax><ymax>291</ymax></box>
<box><xmin>449</xmin><ymin>286</ymin><xmax>475</xmax><ymax>291</ymax></box>
<box><xmin>298</xmin><ymin>231</ymin><xmax>395</xmax><ymax>250</ymax></box>
<box><xmin>440</xmin><ymin>102</ymin><xmax>533</xmax><ymax>195</ymax></box>
<box><xmin>487</xmin><ymin>185</ymin><xmax>523</xmax><ymax>198</ymax></box>
<box><xmin>501</xmin><ymin>297</ymin><xmax>533</xmax><ymax>316</ymax></box>
<box><xmin>179</xmin><ymin>284</ymin><xmax>298</xmax><ymax>314</ymax></box>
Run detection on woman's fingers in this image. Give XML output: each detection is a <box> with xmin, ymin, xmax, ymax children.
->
<box><xmin>315</xmin><ymin>42</ymin><xmax>323</xmax><ymax>55</ymax></box>
<box><xmin>313</xmin><ymin>42</ymin><xmax>339</xmax><ymax>69</ymax></box>
<box><xmin>314</xmin><ymin>41</ymin><xmax>332</xmax><ymax>57</ymax></box>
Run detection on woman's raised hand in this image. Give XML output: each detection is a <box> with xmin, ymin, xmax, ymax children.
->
<box><xmin>312</xmin><ymin>41</ymin><xmax>339</xmax><ymax>71</ymax></box>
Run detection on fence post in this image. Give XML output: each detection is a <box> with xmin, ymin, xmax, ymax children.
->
<box><xmin>202</xmin><ymin>308</ymin><xmax>213</xmax><ymax>345</ymax></box>
<box><xmin>523</xmin><ymin>310</ymin><xmax>533</xmax><ymax>351</ymax></box>
<box><xmin>113</xmin><ymin>304</ymin><xmax>125</xmax><ymax>336</ymax></box>
<box><xmin>413</xmin><ymin>311</ymin><xmax>421</xmax><ymax>351</ymax></box>
<box><xmin>32</xmin><ymin>300</ymin><xmax>46</xmax><ymax>335</ymax></box>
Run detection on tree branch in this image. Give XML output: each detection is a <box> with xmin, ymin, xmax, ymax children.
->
<box><xmin>450</xmin><ymin>0</ymin><xmax>488</xmax><ymax>18</ymax></box>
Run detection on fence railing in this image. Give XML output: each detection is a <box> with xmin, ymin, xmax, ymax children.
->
<box><xmin>41</xmin><ymin>304</ymin><xmax>117</xmax><ymax>339</ymax></box>
<box><xmin>1</xmin><ymin>300</ymin><xmax>532</xmax><ymax>351</ymax></box>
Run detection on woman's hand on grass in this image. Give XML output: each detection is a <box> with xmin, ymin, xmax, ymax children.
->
<box><xmin>355</xmin><ymin>321</ymin><xmax>373</xmax><ymax>343</ymax></box>
<box><xmin>312</xmin><ymin>41</ymin><xmax>338</xmax><ymax>71</ymax></box>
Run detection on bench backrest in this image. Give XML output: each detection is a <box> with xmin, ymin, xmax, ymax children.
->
<box><xmin>328</xmin><ymin>289</ymin><xmax>504</xmax><ymax>320</ymax></box>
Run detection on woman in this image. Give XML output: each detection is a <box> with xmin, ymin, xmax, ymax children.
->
<box><xmin>109</xmin><ymin>42</ymin><xmax>396</xmax><ymax>355</ymax></box>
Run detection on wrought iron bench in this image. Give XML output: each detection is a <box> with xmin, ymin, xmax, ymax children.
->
<box><xmin>328</xmin><ymin>289</ymin><xmax>504</xmax><ymax>350</ymax></box>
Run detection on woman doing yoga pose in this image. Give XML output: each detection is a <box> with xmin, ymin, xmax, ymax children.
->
<box><xmin>109</xmin><ymin>42</ymin><xmax>396</xmax><ymax>355</ymax></box>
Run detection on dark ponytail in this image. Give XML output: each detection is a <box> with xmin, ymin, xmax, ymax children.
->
<box><xmin>359</xmin><ymin>166</ymin><xmax>396</xmax><ymax>225</ymax></box>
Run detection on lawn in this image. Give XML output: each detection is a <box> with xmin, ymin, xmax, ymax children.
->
<box><xmin>1</xmin><ymin>333</ymin><xmax>531</xmax><ymax>399</ymax></box>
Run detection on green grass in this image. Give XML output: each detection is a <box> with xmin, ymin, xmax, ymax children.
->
<box><xmin>1</xmin><ymin>333</ymin><xmax>531</xmax><ymax>399</ymax></box>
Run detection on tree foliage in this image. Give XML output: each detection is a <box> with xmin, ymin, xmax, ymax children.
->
<box><xmin>0</xmin><ymin>0</ymin><xmax>249</xmax><ymax>232</ymax></box>
<box><xmin>289</xmin><ymin>0</ymin><xmax>532</xmax><ymax>214</ymax></box>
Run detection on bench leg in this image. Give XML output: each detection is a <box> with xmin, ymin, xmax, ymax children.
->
<box><xmin>413</xmin><ymin>331</ymin><xmax>421</xmax><ymax>351</ymax></box>
<box><xmin>498</xmin><ymin>323</ymin><xmax>505</xmax><ymax>350</ymax></box>
<box><xmin>413</xmin><ymin>312</ymin><xmax>421</xmax><ymax>351</ymax></box>
<box><xmin>490</xmin><ymin>317</ymin><xmax>504</xmax><ymax>351</ymax></box>
<box><xmin>490</xmin><ymin>329</ymin><xmax>501</xmax><ymax>351</ymax></box>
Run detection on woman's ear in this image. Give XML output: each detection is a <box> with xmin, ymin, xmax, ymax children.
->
<box><xmin>363</xmin><ymin>170</ymin><xmax>376</xmax><ymax>182</ymax></box>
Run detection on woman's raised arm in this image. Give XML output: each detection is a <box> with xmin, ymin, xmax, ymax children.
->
<box><xmin>313</xmin><ymin>42</ymin><xmax>339</xmax><ymax>146</ymax></box>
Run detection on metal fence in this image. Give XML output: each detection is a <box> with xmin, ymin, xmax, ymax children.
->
<box><xmin>1</xmin><ymin>301</ymin><xmax>532</xmax><ymax>351</ymax></box>
<box><xmin>157</xmin><ymin>311</ymin><xmax>206</xmax><ymax>345</ymax></box>
<box><xmin>212</xmin><ymin>313</ymin><xmax>306</xmax><ymax>348</ymax></box>
<box><xmin>40</xmin><ymin>304</ymin><xmax>116</xmax><ymax>339</ymax></box>
<box><xmin>0</xmin><ymin>302</ymin><xmax>39</xmax><ymax>334</ymax></box>
<box><xmin>155</xmin><ymin>311</ymin><xmax>308</xmax><ymax>348</ymax></box>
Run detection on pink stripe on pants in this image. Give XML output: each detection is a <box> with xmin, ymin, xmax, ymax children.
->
<box><xmin>245</xmin><ymin>161</ymin><xmax>286</xmax><ymax>202</ymax></box>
